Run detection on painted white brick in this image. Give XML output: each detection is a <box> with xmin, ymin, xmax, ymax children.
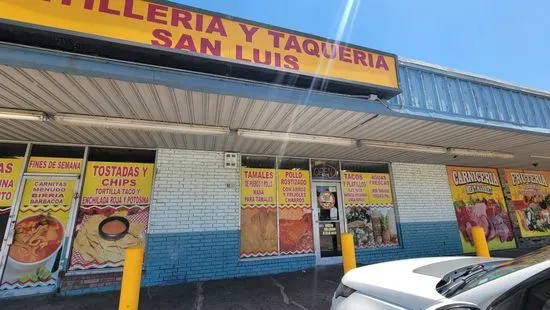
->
<box><xmin>391</xmin><ymin>163</ymin><xmax>456</xmax><ymax>223</ymax></box>
<box><xmin>149</xmin><ymin>149</ymin><xmax>240</xmax><ymax>234</ymax></box>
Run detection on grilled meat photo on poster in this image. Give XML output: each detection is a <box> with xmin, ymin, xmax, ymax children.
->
<box><xmin>447</xmin><ymin>166</ymin><xmax>516</xmax><ymax>253</ymax></box>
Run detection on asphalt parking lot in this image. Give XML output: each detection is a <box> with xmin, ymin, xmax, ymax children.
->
<box><xmin>1</xmin><ymin>248</ymin><xmax>536</xmax><ymax>310</ymax></box>
<box><xmin>2</xmin><ymin>264</ymin><xmax>342</xmax><ymax>310</ymax></box>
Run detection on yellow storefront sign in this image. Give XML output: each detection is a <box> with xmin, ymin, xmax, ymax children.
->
<box><xmin>342</xmin><ymin>172</ymin><xmax>393</xmax><ymax>206</ymax></box>
<box><xmin>0</xmin><ymin>0</ymin><xmax>398</xmax><ymax>90</ymax></box>
<box><xmin>81</xmin><ymin>162</ymin><xmax>154</xmax><ymax>206</ymax></box>
<box><xmin>27</xmin><ymin>157</ymin><xmax>83</xmax><ymax>174</ymax></box>
<box><xmin>0</xmin><ymin>158</ymin><xmax>23</xmax><ymax>208</ymax></box>
<box><xmin>504</xmin><ymin>169</ymin><xmax>550</xmax><ymax>238</ymax></box>
<box><xmin>240</xmin><ymin>168</ymin><xmax>276</xmax><ymax>206</ymax></box>
<box><xmin>277</xmin><ymin>170</ymin><xmax>310</xmax><ymax>206</ymax></box>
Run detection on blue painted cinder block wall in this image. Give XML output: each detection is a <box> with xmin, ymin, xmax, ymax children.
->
<box><xmin>140</xmin><ymin>221</ymin><xmax>461</xmax><ymax>287</ymax></box>
<box><xmin>141</xmin><ymin>231</ymin><xmax>315</xmax><ymax>286</ymax></box>
<box><xmin>355</xmin><ymin>221</ymin><xmax>462</xmax><ymax>264</ymax></box>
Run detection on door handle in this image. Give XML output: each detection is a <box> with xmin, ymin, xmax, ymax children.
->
<box><xmin>6</xmin><ymin>226</ymin><xmax>15</xmax><ymax>245</ymax></box>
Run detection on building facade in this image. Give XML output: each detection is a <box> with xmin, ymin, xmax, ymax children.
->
<box><xmin>0</xmin><ymin>0</ymin><xmax>549</xmax><ymax>298</ymax></box>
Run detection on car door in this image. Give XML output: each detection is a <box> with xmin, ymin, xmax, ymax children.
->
<box><xmin>488</xmin><ymin>269</ymin><xmax>550</xmax><ymax>310</ymax></box>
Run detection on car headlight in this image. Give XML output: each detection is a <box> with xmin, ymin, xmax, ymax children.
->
<box><xmin>334</xmin><ymin>283</ymin><xmax>356</xmax><ymax>299</ymax></box>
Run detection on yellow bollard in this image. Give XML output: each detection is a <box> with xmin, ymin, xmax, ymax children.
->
<box><xmin>341</xmin><ymin>233</ymin><xmax>357</xmax><ymax>274</ymax></box>
<box><xmin>119</xmin><ymin>246</ymin><xmax>145</xmax><ymax>310</ymax></box>
<box><xmin>471</xmin><ymin>226</ymin><xmax>490</xmax><ymax>258</ymax></box>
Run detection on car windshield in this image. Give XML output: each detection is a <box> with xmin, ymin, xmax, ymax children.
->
<box><xmin>447</xmin><ymin>246</ymin><xmax>550</xmax><ymax>297</ymax></box>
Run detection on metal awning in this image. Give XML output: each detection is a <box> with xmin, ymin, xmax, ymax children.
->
<box><xmin>1</xmin><ymin>43</ymin><xmax>550</xmax><ymax>169</ymax></box>
<box><xmin>1</xmin><ymin>62</ymin><xmax>550</xmax><ymax>170</ymax></box>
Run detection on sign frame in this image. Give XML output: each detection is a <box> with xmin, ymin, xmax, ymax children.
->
<box><xmin>0</xmin><ymin>0</ymin><xmax>401</xmax><ymax>99</ymax></box>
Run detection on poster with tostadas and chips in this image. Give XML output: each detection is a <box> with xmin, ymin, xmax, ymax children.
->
<box><xmin>69</xmin><ymin>162</ymin><xmax>154</xmax><ymax>270</ymax></box>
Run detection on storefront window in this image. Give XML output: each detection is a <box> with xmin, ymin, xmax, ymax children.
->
<box><xmin>341</xmin><ymin>162</ymin><xmax>399</xmax><ymax>248</ymax></box>
<box><xmin>1</xmin><ymin>144</ymin><xmax>84</xmax><ymax>289</ymax></box>
<box><xmin>277</xmin><ymin>158</ymin><xmax>313</xmax><ymax>255</ymax></box>
<box><xmin>240</xmin><ymin>156</ymin><xmax>277</xmax><ymax>257</ymax></box>
<box><xmin>68</xmin><ymin>147</ymin><xmax>156</xmax><ymax>271</ymax></box>
<box><xmin>240</xmin><ymin>156</ymin><xmax>313</xmax><ymax>257</ymax></box>
<box><xmin>0</xmin><ymin>143</ymin><xmax>26</xmax><ymax>251</ymax></box>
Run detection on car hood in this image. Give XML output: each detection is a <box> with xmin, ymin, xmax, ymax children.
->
<box><xmin>341</xmin><ymin>256</ymin><xmax>510</xmax><ymax>310</ymax></box>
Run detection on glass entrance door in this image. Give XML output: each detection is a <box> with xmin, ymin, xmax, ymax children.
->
<box><xmin>312</xmin><ymin>182</ymin><xmax>345</xmax><ymax>264</ymax></box>
<box><xmin>0</xmin><ymin>176</ymin><xmax>78</xmax><ymax>292</ymax></box>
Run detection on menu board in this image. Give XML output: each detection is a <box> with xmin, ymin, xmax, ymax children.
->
<box><xmin>342</xmin><ymin>172</ymin><xmax>393</xmax><ymax>206</ymax></box>
<box><xmin>69</xmin><ymin>162</ymin><xmax>154</xmax><ymax>270</ymax></box>
<box><xmin>447</xmin><ymin>166</ymin><xmax>516</xmax><ymax>253</ymax></box>
<box><xmin>240</xmin><ymin>168</ymin><xmax>277</xmax><ymax>258</ymax></box>
<box><xmin>277</xmin><ymin>170</ymin><xmax>313</xmax><ymax>255</ymax></box>
<box><xmin>277</xmin><ymin>170</ymin><xmax>311</xmax><ymax>206</ymax></box>
<box><xmin>342</xmin><ymin>172</ymin><xmax>398</xmax><ymax>248</ymax></box>
<box><xmin>0</xmin><ymin>178</ymin><xmax>75</xmax><ymax>289</ymax></box>
<box><xmin>80</xmin><ymin>162</ymin><xmax>154</xmax><ymax>206</ymax></box>
<box><xmin>504</xmin><ymin>169</ymin><xmax>550</xmax><ymax>238</ymax></box>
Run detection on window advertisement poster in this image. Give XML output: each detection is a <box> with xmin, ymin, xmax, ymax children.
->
<box><xmin>0</xmin><ymin>158</ymin><xmax>23</xmax><ymax>250</ymax></box>
<box><xmin>69</xmin><ymin>162</ymin><xmax>154</xmax><ymax>270</ymax></box>
<box><xmin>277</xmin><ymin>170</ymin><xmax>313</xmax><ymax>255</ymax></box>
<box><xmin>342</xmin><ymin>172</ymin><xmax>398</xmax><ymax>248</ymax></box>
<box><xmin>0</xmin><ymin>179</ymin><xmax>75</xmax><ymax>290</ymax></box>
<box><xmin>447</xmin><ymin>166</ymin><xmax>516</xmax><ymax>253</ymax></box>
<box><xmin>240</xmin><ymin>168</ymin><xmax>277</xmax><ymax>258</ymax></box>
<box><xmin>504</xmin><ymin>169</ymin><xmax>550</xmax><ymax>238</ymax></box>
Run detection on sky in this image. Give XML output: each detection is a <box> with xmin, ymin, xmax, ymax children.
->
<box><xmin>171</xmin><ymin>0</ymin><xmax>550</xmax><ymax>91</ymax></box>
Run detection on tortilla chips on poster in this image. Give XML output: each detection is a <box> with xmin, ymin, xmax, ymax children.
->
<box><xmin>277</xmin><ymin>170</ymin><xmax>313</xmax><ymax>255</ymax></box>
<box><xmin>342</xmin><ymin>172</ymin><xmax>398</xmax><ymax>248</ymax></box>
<box><xmin>240</xmin><ymin>168</ymin><xmax>277</xmax><ymax>257</ymax></box>
<box><xmin>69</xmin><ymin>162</ymin><xmax>154</xmax><ymax>270</ymax></box>
<box><xmin>0</xmin><ymin>179</ymin><xmax>75</xmax><ymax>289</ymax></box>
<box><xmin>0</xmin><ymin>158</ymin><xmax>23</xmax><ymax>250</ymax></box>
<box><xmin>447</xmin><ymin>166</ymin><xmax>516</xmax><ymax>253</ymax></box>
<box><xmin>504</xmin><ymin>169</ymin><xmax>550</xmax><ymax>238</ymax></box>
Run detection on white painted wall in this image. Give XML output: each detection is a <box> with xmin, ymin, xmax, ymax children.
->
<box><xmin>391</xmin><ymin>163</ymin><xmax>456</xmax><ymax>223</ymax></box>
<box><xmin>148</xmin><ymin>149</ymin><xmax>240</xmax><ymax>234</ymax></box>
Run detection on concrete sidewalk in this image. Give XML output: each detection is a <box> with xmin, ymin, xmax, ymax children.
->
<box><xmin>1</xmin><ymin>248</ymin><xmax>536</xmax><ymax>310</ymax></box>
<box><xmin>2</xmin><ymin>265</ymin><xmax>343</xmax><ymax>310</ymax></box>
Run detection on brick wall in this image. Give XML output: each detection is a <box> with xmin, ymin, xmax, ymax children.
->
<box><xmin>142</xmin><ymin>149</ymin><xmax>315</xmax><ymax>286</ymax></box>
<box><xmin>391</xmin><ymin>163</ymin><xmax>456</xmax><ymax>223</ymax></box>
<box><xmin>60</xmin><ymin>272</ymin><xmax>121</xmax><ymax>296</ymax></box>
<box><xmin>61</xmin><ymin>155</ymin><xmax>464</xmax><ymax>295</ymax></box>
<box><xmin>148</xmin><ymin>149</ymin><xmax>240</xmax><ymax>234</ymax></box>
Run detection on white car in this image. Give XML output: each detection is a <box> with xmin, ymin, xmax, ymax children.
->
<box><xmin>331</xmin><ymin>246</ymin><xmax>550</xmax><ymax>310</ymax></box>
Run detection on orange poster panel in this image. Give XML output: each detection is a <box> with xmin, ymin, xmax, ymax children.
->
<box><xmin>279</xmin><ymin>207</ymin><xmax>313</xmax><ymax>255</ymax></box>
<box><xmin>240</xmin><ymin>208</ymin><xmax>277</xmax><ymax>258</ymax></box>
